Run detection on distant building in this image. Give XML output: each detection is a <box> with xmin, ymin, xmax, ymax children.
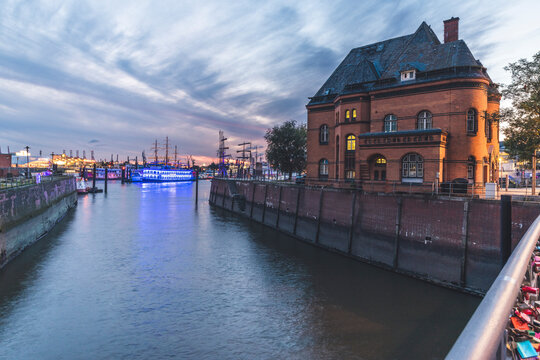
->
<box><xmin>0</xmin><ymin>153</ymin><xmax>18</xmax><ymax>177</ymax></box>
<box><xmin>306</xmin><ymin>18</ymin><xmax>500</xmax><ymax>192</ymax></box>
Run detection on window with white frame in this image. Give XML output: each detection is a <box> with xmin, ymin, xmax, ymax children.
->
<box><xmin>402</xmin><ymin>153</ymin><xmax>424</xmax><ymax>181</ymax></box>
<box><xmin>319</xmin><ymin>124</ymin><xmax>329</xmax><ymax>144</ymax></box>
<box><xmin>319</xmin><ymin>159</ymin><xmax>329</xmax><ymax>177</ymax></box>
<box><xmin>417</xmin><ymin>111</ymin><xmax>432</xmax><ymax>130</ymax></box>
<box><xmin>384</xmin><ymin>114</ymin><xmax>397</xmax><ymax>132</ymax></box>
<box><xmin>401</xmin><ymin>70</ymin><xmax>416</xmax><ymax>81</ymax></box>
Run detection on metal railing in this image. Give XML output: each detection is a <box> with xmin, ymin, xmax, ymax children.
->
<box><xmin>0</xmin><ymin>177</ymin><xmax>37</xmax><ymax>189</ymax></box>
<box><xmin>446</xmin><ymin>213</ymin><xmax>540</xmax><ymax>359</ymax></box>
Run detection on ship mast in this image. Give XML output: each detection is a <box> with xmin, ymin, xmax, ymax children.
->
<box><xmin>174</xmin><ymin>145</ymin><xmax>178</xmax><ymax>167</ymax></box>
<box><xmin>151</xmin><ymin>139</ymin><xmax>159</xmax><ymax>165</ymax></box>
<box><xmin>164</xmin><ymin>136</ymin><xmax>169</xmax><ymax>166</ymax></box>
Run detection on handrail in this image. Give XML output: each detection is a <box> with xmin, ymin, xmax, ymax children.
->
<box><xmin>446</xmin><ymin>213</ymin><xmax>540</xmax><ymax>359</ymax></box>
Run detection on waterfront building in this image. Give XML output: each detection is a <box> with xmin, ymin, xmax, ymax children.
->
<box><xmin>306</xmin><ymin>18</ymin><xmax>500</xmax><ymax>192</ymax></box>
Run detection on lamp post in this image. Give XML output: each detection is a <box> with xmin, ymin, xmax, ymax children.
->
<box><xmin>25</xmin><ymin>146</ymin><xmax>30</xmax><ymax>179</ymax></box>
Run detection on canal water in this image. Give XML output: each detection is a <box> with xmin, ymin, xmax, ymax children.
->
<box><xmin>0</xmin><ymin>181</ymin><xmax>479</xmax><ymax>359</ymax></box>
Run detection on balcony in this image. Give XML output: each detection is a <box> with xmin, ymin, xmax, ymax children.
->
<box><xmin>357</xmin><ymin>128</ymin><xmax>447</xmax><ymax>147</ymax></box>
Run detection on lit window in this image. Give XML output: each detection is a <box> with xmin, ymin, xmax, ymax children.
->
<box><xmin>417</xmin><ymin>111</ymin><xmax>432</xmax><ymax>130</ymax></box>
<box><xmin>345</xmin><ymin>110</ymin><xmax>350</xmax><ymax>123</ymax></box>
<box><xmin>384</xmin><ymin>114</ymin><xmax>397</xmax><ymax>132</ymax></box>
<box><xmin>352</xmin><ymin>109</ymin><xmax>357</xmax><ymax>121</ymax></box>
<box><xmin>466</xmin><ymin>109</ymin><xmax>476</xmax><ymax>133</ymax></box>
<box><xmin>346</xmin><ymin>134</ymin><xmax>356</xmax><ymax>151</ymax></box>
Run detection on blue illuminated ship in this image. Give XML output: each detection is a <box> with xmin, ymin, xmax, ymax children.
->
<box><xmin>132</xmin><ymin>168</ymin><xmax>196</xmax><ymax>182</ymax></box>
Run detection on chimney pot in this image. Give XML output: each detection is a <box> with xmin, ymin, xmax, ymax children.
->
<box><xmin>443</xmin><ymin>17</ymin><xmax>459</xmax><ymax>43</ymax></box>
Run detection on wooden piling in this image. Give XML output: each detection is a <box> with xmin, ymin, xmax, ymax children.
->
<box><xmin>104</xmin><ymin>168</ymin><xmax>108</xmax><ymax>193</ymax></box>
<box><xmin>92</xmin><ymin>163</ymin><xmax>96</xmax><ymax>190</ymax></box>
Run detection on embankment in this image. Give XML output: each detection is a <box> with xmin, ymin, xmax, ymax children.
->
<box><xmin>0</xmin><ymin>177</ymin><xmax>77</xmax><ymax>269</ymax></box>
<box><xmin>210</xmin><ymin>179</ymin><xmax>540</xmax><ymax>294</ymax></box>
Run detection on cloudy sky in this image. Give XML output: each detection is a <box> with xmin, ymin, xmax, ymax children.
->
<box><xmin>1</xmin><ymin>0</ymin><xmax>539</xmax><ymax>164</ymax></box>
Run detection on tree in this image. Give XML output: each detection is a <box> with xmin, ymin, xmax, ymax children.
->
<box><xmin>264</xmin><ymin>120</ymin><xmax>307</xmax><ymax>180</ymax></box>
<box><xmin>501</xmin><ymin>51</ymin><xmax>540</xmax><ymax>165</ymax></box>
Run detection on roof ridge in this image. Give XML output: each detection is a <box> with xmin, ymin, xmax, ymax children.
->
<box><xmin>380</xmin><ymin>21</ymin><xmax>439</xmax><ymax>78</ymax></box>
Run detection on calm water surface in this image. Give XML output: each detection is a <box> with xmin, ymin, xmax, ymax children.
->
<box><xmin>0</xmin><ymin>181</ymin><xmax>479</xmax><ymax>359</ymax></box>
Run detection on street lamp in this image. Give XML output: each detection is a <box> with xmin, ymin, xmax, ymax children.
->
<box><xmin>25</xmin><ymin>146</ymin><xmax>30</xmax><ymax>179</ymax></box>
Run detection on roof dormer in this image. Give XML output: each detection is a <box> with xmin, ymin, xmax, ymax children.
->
<box><xmin>401</xmin><ymin>70</ymin><xmax>416</xmax><ymax>81</ymax></box>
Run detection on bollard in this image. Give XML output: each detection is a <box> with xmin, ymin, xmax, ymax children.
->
<box><xmin>195</xmin><ymin>170</ymin><xmax>199</xmax><ymax>206</ymax></box>
<box><xmin>104</xmin><ymin>168</ymin><xmax>108</xmax><ymax>193</ymax></box>
<box><xmin>500</xmin><ymin>195</ymin><xmax>512</xmax><ymax>266</ymax></box>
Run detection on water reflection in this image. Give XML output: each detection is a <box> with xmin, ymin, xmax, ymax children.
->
<box><xmin>0</xmin><ymin>181</ymin><xmax>478</xmax><ymax>359</ymax></box>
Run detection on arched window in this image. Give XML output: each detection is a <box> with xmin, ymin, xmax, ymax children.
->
<box><xmin>319</xmin><ymin>159</ymin><xmax>329</xmax><ymax>178</ymax></box>
<box><xmin>346</xmin><ymin>134</ymin><xmax>356</xmax><ymax>151</ymax></box>
<box><xmin>384</xmin><ymin>114</ymin><xmax>397</xmax><ymax>132</ymax></box>
<box><xmin>402</xmin><ymin>153</ymin><xmax>424</xmax><ymax>182</ymax></box>
<box><xmin>345</xmin><ymin>110</ymin><xmax>350</xmax><ymax>123</ymax></box>
<box><xmin>467</xmin><ymin>109</ymin><xmax>477</xmax><ymax>134</ymax></box>
<box><xmin>345</xmin><ymin>135</ymin><xmax>356</xmax><ymax>180</ymax></box>
<box><xmin>485</xmin><ymin>114</ymin><xmax>492</xmax><ymax>141</ymax></box>
<box><xmin>319</xmin><ymin>124</ymin><xmax>329</xmax><ymax>144</ymax></box>
<box><xmin>352</xmin><ymin>109</ymin><xmax>357</xmax><ymax>121</ymax></box>
<box><xmin>417</xmin><ymin>111</ymin><xmax>432</xmax><ymax>130</ymax></box>
<box><xmin>371</xmin><ymin>155</ymin><xmax>387</xmax><ymax>181</ymax></box>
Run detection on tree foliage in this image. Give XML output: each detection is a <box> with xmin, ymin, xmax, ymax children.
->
<box><xmin>501</xmin><ymin>51</ymin><xmax>540</xmax><ymax>164</ymax></box>
<box><xmin>264</xmin><ymin>120</ymin><xmax>306</xmax><ymax>179</ymax></box>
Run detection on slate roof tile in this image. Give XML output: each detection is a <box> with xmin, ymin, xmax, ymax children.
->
<box><xmin>309</xmin><ymin>21</ymin><xmax>494</xmax><ymax>105</ymax></box>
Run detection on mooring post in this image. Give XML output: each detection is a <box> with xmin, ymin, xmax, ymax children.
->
<box><xmin>276</xmin><ymin>186</ymin><xmax>283</xmax><ymax>229</ymax></box>
<box><xmin>347</xmin><ymin>191</ymin><xmax>357</xmax><ymax>254</ymax></box>
<box><xmin>249</xmin><ymin>182</ymin><xmax>256</xmax><ymax>219</ymax></box>
<box><xmin>393</xmin><ymin>197</ymin><xmax>403</xmax><ymax>269</ymax></box>
<box><xmin>315</xmin><ymin>189</ymin><xmax>324</xmax><ymax>244</ymax></box>
<box><xmin>195</xmin><ymin>170</ymin><xmax>199</xmax><ymax>206</ymax></box>
<box><xmin>104</xmin><ymin>168</ymin><xmax>108</xmax><ymax>193</ymax></box>
<box><xmin>501</xmin><ymin>195</ymin><xmax>512</xmax><ymax>266</ymax></box>
<box><xmin>460</xmin><ymin>201</ymin><xmax>470</xmax><ymax>287</ymax></box>
<box><xmin>121</xmin><ymin>168</ymin><xmax>125</xmax><ymax>184</ymax></box>
<box><xmin>92</xmin><ymin>163</ymin><xmax>96</xmax><ymax>190</ymax></box>
<box><xmin>293</xmin><ymin>187</ymin><xmax>301</xmax><ymax>235</ymax></box>
<box><xmin>261</xmin><ymin>184</ymin><xmax>268</xmax><ymax>224</ymax></box>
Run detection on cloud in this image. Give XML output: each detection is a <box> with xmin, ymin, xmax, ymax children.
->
<box><xmin>0</xmin><ymin>0</ymin><xmax>539</xmax><ymax>161</ymax></box>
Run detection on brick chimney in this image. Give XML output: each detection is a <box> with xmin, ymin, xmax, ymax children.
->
<box><xmin>443</xmin><ymin>17</ymin><xmax>459</xmax><ymax>43</ymax></box>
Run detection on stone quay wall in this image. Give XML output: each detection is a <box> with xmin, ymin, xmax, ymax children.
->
<box><xmin>210</xmin><ymin>178</ymin><xmax>540</xmax><ymax>294</ymax></box>
<box><xmin>0</xmin><ymin>177</ymin><xmax>77</xmax><ymax>269</ymax></box>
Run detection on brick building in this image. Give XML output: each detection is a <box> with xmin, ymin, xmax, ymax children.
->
<box><xmin>306</xmin><ymin>18</ymin><xmax>500</xmax><ymax>192</ymax></box>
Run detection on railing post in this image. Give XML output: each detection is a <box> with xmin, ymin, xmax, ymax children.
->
<box><xmin>500</xmin><ymin>195</ymin><xmax>512</xmax><ymax>266</ymax></box>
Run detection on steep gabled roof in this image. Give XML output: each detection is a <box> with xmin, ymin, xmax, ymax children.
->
<box><xmin>309</xmin><ymin>21</ymin><xmax>491</xmax><ymax>105</ymax></box>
